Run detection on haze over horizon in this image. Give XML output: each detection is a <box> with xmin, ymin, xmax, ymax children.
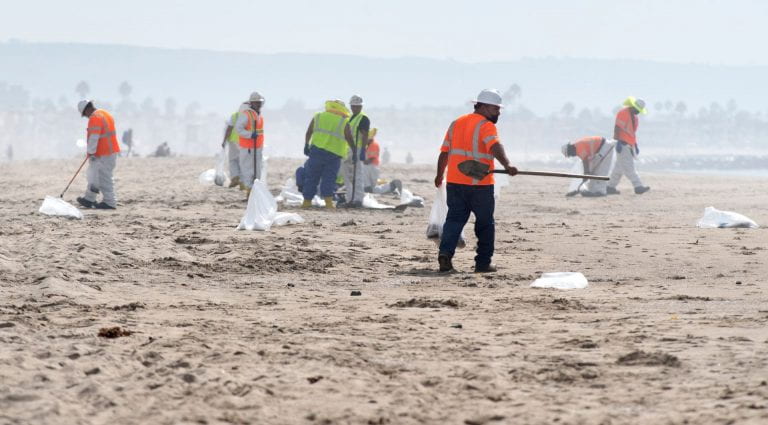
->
<box><xmin>2</xmin><ymin>0</ymin><xmax>767</xmax><ymax>66</ymax></box>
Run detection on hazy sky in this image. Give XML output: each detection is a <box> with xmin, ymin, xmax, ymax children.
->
<box><xmin>2</xmin><ymin>0</ymin><xmax>766</xmax><ymax>65</ymax></box>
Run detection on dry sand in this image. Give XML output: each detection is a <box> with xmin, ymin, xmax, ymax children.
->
<box><xmin>1</xmin><ymin>157</ymin><xmax>767</xmax><ymax>425</ymax></box>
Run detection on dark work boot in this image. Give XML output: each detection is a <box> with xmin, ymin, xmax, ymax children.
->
<box><xmin>76</xmin><ymin>197</ymin><xmax>95</xmax><ymax>208</ymax></box>
<box><xmin>474</xmin><ymin>263</ymin><xmax>498</xmax><ymax>273</ymax></box>
<box><xmin>93</xmin><ymin>202</ymin><xmax>116</xmax><ymax>210</ymax></box>
<box><xmin>606</xmin><ymin>186</ymin><xmax>620</xmax><ymax>195</ymax></box>
<box><xmin>438</xmin><ymin>253</ymin><xmax>453</xmax><ymax>272</ymax></box>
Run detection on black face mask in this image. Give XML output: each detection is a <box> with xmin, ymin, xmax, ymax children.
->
<box><xmin>488</xmin><ymin>114</ymin><xmax>499</xmax><ymax>124</ymax></box>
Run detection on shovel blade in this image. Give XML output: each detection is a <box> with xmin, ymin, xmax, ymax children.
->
<box><xmin>457</xmin><ymin>160</ymin><xmax>491</xmax><ymax>180</ymax></box>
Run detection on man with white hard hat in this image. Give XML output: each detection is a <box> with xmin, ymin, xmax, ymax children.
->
<box><xmin>607</xmin><ymin>96</ymin><xmax>650</xmax><ymax>195</ymax></box>
<box><xmin>341</xmin><ymin>94</ymin><xmax>370</xmax><ymax>207</ymax></box>
<box><xmin>76</xmin><ymin>100</ymin><xmax>121</xmax><ymax>210</ymax></box>
<box><xmin>235</xmin><ymin>92</ymin><xmax>265</xmax><ymax>196</ymax></box>
<box><xmin>434</xmin><ymin>89</ymin><xmax>518</xmax><ymax>273</ymax></box>
<box><xmin>220</xmin><ymin>102</ymin><xmax>249</xmax><ymax>189</ymax></box>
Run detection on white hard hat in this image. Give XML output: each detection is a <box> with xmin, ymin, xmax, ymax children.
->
<box><xmin>473</xmin><ymin>89</ymin><xmax>504</xmax><ymax>107</ymax></box>
<box><xmin>77</xmin><ymin>100</ymin><xmax>93</xmax><ymax>116</ymax></box>
<box><xmin>249</xmin><ymin>92</ymin><xmax>265</xmax><ymax>102</ymax></box>
<box><xmin>349</xmin><ymin>95</ymin><xmax>364</xmax><ymax>106</ymax></box>
<box><xmin>561</xmin><ymin>143</ymin><xmax>570</xmax><ymax>157</ymax></box>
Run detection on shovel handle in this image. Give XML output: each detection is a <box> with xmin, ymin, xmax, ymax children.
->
<box><xmin>490</xmin><ymin>169</ymin><xmax>609</xmax><ymax>181</ymax></box>
<box><xmin>60</xmin><ymin>156</ymin><xmax>90</xmax><ymax>197</ymax></box>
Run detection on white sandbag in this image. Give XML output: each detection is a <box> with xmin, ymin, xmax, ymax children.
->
<box><xmin>275</xmin><ymin>177</ymin><xmax>323</xmax><ymax>207</ymax></box>
<box><xmin>363</xmin><ymin>193</ymin><xmax>394</xmax><ymax>209</ymax></box>
<box><xmin>39</xmin><ymin>196</ymin><xmax>84</xmax><ymax>220</ymax></box>
<box><xmin>531</xmin><ymin>272</ymin><xmax>588</xmax><ymax>290</ymax></box>
<box><xmin>272</xmin><ymin>212</ymin><xmax>305</xmax><ymax>226</ymax></box>
<box><xmin>400</xmin><ymin>188</ymin><xmax>425</xmax><ymax>208</ymax></box>
<box><xmin>198</xmin><ymin>168</ymin><xmax>216</xmax><ymax>185</ymax></box>
<box><xmin>238</xmin><ymin>180</ymin><xmax>304</xmax><ymax>231</ymax></box>
<box><xmin>425</xmin><ymin>185</ymin><xmax>465</xmax><ymax>246</ymax></box>
<box><xmin>697</xmin><ymin>206</ymin><xmax>758</xmax><ymax>229</ymax></box>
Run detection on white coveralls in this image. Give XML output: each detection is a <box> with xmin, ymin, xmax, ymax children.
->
<box><xmin>608</xmin><ymin>142</ymin><xmax>644</xmax><ymax>190</ymax></box>
<box><xmin>83</xmin><ymin>148</ymin><xmax>118</xmax><ymax>207</ymax></box>
<box><xmin>226</xmin><ymin>114</ymin><xmax>241</xmax><ymax>181</ymax></box>
<box><xmin>235</xmin><ymin>109</ymin><xmax>263</xmax><ymax>188</ymax></box>
<box><xmin>343</xmin><ymin>151</ymin><xmax>365</xmax><ymax>203</ymax></box>
<box><xmin>583</xmin><ymin>139</ymin><xmax>616</xmax><ymax>195</ymax></box>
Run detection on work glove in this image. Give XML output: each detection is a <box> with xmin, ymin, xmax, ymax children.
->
<box><xmin>303</xmin><ymin>144</ymin><xmax>310</xmax><ymax>157</ymax></box>
<box><xmin>358</xmin><ymin>147</ymin><xmax>366</xmax><ymax>162</ymax></box>
<box><xmin>616</xmin><ymin>142</ymin><xmax>623</xmax><ymax>154</ymax></box>
<box><xmin>634</xmin><ymin>145</ymin><xmax>640</xmax><ymax>156</ymax></box>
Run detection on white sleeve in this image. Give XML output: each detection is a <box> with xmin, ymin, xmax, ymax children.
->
<box><xmin>86</xmin><ymin>134</ymin><xmax>100</xmax><ymax>154</ymax></box>
<box><xmin>235</xmin><ymin>112</ymin><xmax>251</xmax><ymax>138</ymax></box>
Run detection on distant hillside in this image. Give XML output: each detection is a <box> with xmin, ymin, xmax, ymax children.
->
<box><xmin>1</xmin><ymin>41</ymin><xmax>765</xmax><ymax>115</ymax></box>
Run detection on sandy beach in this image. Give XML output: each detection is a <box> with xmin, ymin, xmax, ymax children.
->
<box><xmin>1</xmin><ymin>156</ymin><xmax>767</xmax><ymax>425</ymax></box>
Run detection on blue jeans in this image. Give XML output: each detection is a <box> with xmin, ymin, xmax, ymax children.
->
<box><xmin>302</xmin><ymin>146</ymin><xmax>342</xmax><ymax>200</ymax></box>
<box><xmin>439</xmin><ymin>183</ymin><xmax>495</xmax><ymax>266</ymax></box>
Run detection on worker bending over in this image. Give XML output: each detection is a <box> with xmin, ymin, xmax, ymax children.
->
<box><xmin>562</xmin><ymin>136</ymin><xmax>616</xmax><ymax>197</ymax></box>
<box><xmin>302</xmin><ymin>100</ymin><xmax>355</xmax><ymax>208</ymax></box>
<box><xmin>607</xmin><ymin>97</ymin><xmax>650</xmax><ymax>195</ymax></box>
<box><xmin>363</xmin><ymin>129</ymin><xmax>401</xmax><ymax>194</ymax></box>
<box><xmin>76</xmin><ymin>100</ymin><xmax>120</xmax><ymax>210</ymax></box>
<box><xmin>434</xmin><ymin>89</ymin><xmax>517</xmax><ymax>273</ymax></box>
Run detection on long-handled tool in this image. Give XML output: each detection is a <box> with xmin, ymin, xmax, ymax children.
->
<box><xmin>60</xmin><ymin>156</ymin><xmax>89</xmax><ymax>198</ymax></box>
<box><xmin>458</xmin><ymin>159</ymin><xmax>609</xmax><ymax>181</ymax></box>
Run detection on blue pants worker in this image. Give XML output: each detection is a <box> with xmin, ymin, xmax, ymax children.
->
<box><xmin>439</xmin><ymin>184</ymin><xmax>495</xmax><ymax>267</ymax></box>
<box><xmin>302</xmin><ymin>146</ymin><xmax>342</xmax><ymax>201</ymax></box>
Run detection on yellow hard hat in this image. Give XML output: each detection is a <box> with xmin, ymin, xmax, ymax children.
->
<box><xmin>369</xmin><ymin>128</ymin><xmax>378</xmax><ymax>139</ymax></box>
<box><xmin>623</xmin><ymin>96</ymin><xmax>647</xmax><ymax>114</ymax></box>
<box><xmin>325</xmin><ymin>100</ymin><xmax>350</xmax><ymax>117</ymax></box>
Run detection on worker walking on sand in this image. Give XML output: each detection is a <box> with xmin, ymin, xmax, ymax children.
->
<box><xmin>607</xmin><ymin>97</ymin><xmax>650</xmax><ymax>195</ymax></box>
<box><xmin>76</xmin><ymin>100</ymin><xmax>120</xmax><ymax>210</ymax></box>
<box><xmin>302</xmin><ymin>100</ymin><xmax>355</xmax><ymax>208</ymax></box>
<box><xmin>221</xmin><ymin>102</ymin><xmax>248</xmax><ymax>188</ymax></box>
<box><xmin>235</xmin><ymin>92</ymin><xmax>265</xmax><ymax>195</ymax></box>
<box><xmin>562</xmin><ymin>136</ymin><xmax>616</xmax><ymax>197</ymax></box>
<box><xmin>434</xmin><ymin>89</ymin><xmax>518</xmax><ymax>273</ymax></box>
<box><xmin>342</xmin><ymin>95</ymin><xmax>370</xmax><ymax>207</ymax></box>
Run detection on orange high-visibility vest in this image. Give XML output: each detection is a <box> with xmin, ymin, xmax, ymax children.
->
<box><xmin>87</xmin><ymin>109</ymin><xmax>120</xmax><ymax>157</ymax></box>
<box><xmin>573</xmin><ymin>136</ymin><xmax>605</xmax><ymax>161</ymax></box>
<box><xmin>366</xmin><ymin>140</ymin><xmax>380</xmax><ymax>166</ymax></box>
<box><xmin>440</xmin><ymin>113</ymin><xmax>499</xmax><ymax>185</ymax></box>
<box><xmin>239</xmin><ymin>109</ymin><xmax>264</xmax><ymax>149</ymax></box>
<box><xmin>615</xmin><ymin>107</ymin><xmax>638</xmax><ymax>146</ymax></box>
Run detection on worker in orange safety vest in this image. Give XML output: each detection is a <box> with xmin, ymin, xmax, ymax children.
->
<box><xmin>76</xmin><ymin>100</ymin><xmax>120</xmax><ymax>210</ymax></box>
<box><xmin>607</xmin><ymin>97</ymin><xmax>650</xmax><ymax>195</ymax></box>
<box><xmin>362</xmin><ymin>129</ymin><xmax>402</xmax><ymax>194</ymax></box>
<box><xmin>434</xmin><ymin>89</ymin><xmax>518</xmax><ymax>273</ymax></box>
<box><xmin>561</xmin><ymin>136</ymin><xmax>616</xmax><ymax>197</ymax></box>
<box><xmin>235</xmin><ymin>92</ymin><xmax>265</xmax><ymax>195</ymax></box>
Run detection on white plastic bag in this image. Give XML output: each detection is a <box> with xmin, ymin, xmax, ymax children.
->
<box><xmin>425</xmin><ymin>185</ymin><xmax>465</xmax><ymax>246</ymax></box>
<box><xmin>198</xmin><ymin>168</ymin><xmax>216</xmax><ymax>185</ymax></box>
<box><xmin>275</xmin><ymin>177</ymin><xmax>323</xmax><ymax>207</ymax></box>
<box><xmin>363</xmin><ymin>193</ymin><xmax>394</xmax><ymax>209</ymax></box>
<box><xmin>400</xmin><ymin>188</ymin><xmax>425</xmax><ymax>208</ymax></box>
<box><xmin>238</xmin><ymin>180</ymin><xmax>304</xmax><ymax>231</ymax></box>
<box><xmin>531</xmin><ymin>272</ymin><xmax>588</xmax><ymax>290</ymax></box>
<box><xmin>697</xmin><ymin>206</ymin><xmax>758</xmax><ymax>229</ymax></box>
<box><xmin>214</xmin><ymin>147</ymin><xmax>228</xmax><ymax>186</ymax></box>
<box><xmin>39</xmin><ymin>196</ymin><xmax>84</xmax><ymax>220</ymax></box>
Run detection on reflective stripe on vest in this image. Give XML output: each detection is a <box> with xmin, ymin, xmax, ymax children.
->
<box><xmin>239</xmin><ymin>110</ymin><xmax>264</xmax><ymax>149</ymax></box>
<box><xmin>310</xmin><ymin>112</ymin><xmax>348</xmax><ymax>158</ymax></box>
<box><xmin>446</xmin><ymin>117</ymin><xmax>494</xmax><ymax>185</ymax></box>
<box><xmin>91</xmin><ymin>110</ymin><xmax>120</xmax><ymax>156</ymax></box>
<box><xmin>349</xmin><ymin>112</ymin><xmax>367</xmax><ymax>149</ymax></box>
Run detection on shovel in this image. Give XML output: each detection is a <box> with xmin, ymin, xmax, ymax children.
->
<box><xmin>458</xmin><ymin>160</ymin><xmax>609</xmax><ymax>181</ymax></box>
<box><xmin>39</xmin><ymin>156</ymin><xmax>89</xmax><ymax>219</ymax></box>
